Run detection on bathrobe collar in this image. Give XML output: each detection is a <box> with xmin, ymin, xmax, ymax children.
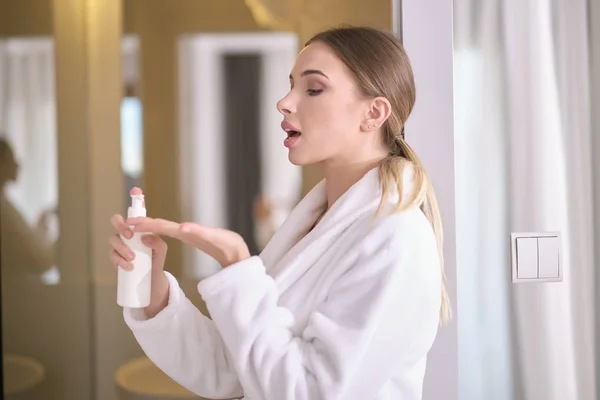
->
<box><xmin>259</xmin><ymin>166</ymin><xmax>410</xmax><ymax>293</ymax></box>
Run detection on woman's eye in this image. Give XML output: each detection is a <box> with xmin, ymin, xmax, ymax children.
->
<box><xmin>307</xmin><ymin>89</ymin><xmax>323</xmax><ymax>96</ymax></box>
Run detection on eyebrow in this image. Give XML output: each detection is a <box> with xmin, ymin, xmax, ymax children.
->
<box><xmin>289</xmin><ymin>69</ymin><xmax>330</xmax><ymax>81</ymax></box>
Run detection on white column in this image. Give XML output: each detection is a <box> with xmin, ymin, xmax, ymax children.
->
<box><xmin>589</xmin><ymin>0</ymin><xmax>600</xmax><ymax>392</ymax></box>
<box><xmin>401</xmin><ymin>1</ymin><xmax>458</xmax><ymax>399</ymax></box>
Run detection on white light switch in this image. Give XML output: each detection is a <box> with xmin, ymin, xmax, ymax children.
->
<box><xmin>516</xmin><ymin>238</ymin><xmax>538</xmax><ymax>279</ymax></box>
<box><xmin>538</xmin><ymin>236</ymin><xmax>560</xmax><ymax>278</ymax></box>
<box><xmin>511</xmin><ymin>232</ymin><xmax>562</xmax><ymax>283</ymax></box>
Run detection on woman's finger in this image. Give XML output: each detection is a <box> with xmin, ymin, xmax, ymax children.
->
<box><xmin>109</xmin><ymin>248</ymin><xmax>133</xmax><ymax>271</ymax></box>
<box><xmin>108</xmin><ymin>233</ymin><xmax>136</xmax><ymax>262</ymax></box>
<box><xmin>127</xmin><ymin>218</ymin><xmax>229</xmax><ymax>258</ymax></box>
<box><xmin>141</xmin><ymin>234</ymin><xmax>168</xmax><ymax>252</ymax></box>
<box><xmin>177</xmin><ymin>223</ymin><xmax>212</xmax><ymax>247</ymax></box>
<box><xmin>131</xmin><ymin>219</ymin><xmax>216</xmax><ymax>251</ymax></box>
<box><xmin>128</xmin><ymin>217</ymin><xmax>181</xmax><ymax>238</ymax></box>
<box><xmin>110</xmin><ymin>214</ymin><xmax>133</xmax><ymax>239</ymax></box>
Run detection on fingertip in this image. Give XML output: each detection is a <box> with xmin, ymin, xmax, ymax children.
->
<box><xmin>141</xmin><ymin>235</ymin><xmax>153</xmax><ymax>244</ymax></box>
<box><xmin>119</xmin><ymin>262</ymin><xmax>134</xmax><ymax>271</ymax></box>
<box><xmin>110</xmin><ymin>213</ymin><xmax>125</xmax><ymax>225</ymax></box>
<box><xmin>130</xmin><ymin>187</ymin><xmax>143</xmax><ymax>196</ymax></box>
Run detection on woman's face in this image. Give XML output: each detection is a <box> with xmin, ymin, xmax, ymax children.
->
<box><xmin>277</xmin><ymin>41</ymin><xmax>372</xmax><ymax>166</ymax></box>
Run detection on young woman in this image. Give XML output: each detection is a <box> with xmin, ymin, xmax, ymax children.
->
<box><xmin>109</xmin><ymin>26</ymin><xmax>450</xmax><ymax>400</ymax></box>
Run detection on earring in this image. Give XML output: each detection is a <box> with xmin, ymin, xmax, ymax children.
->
<box><xmin>368</xmin><ymin>124</ymin><xmax>374</xmax><ymax>129</ymax></box>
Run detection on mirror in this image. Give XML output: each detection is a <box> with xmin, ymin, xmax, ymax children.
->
<box><xmin>2</xmin><ymin>1</ymin><xmax>395</xmax><ymax>399</ymax></box>
<box><xmin>1</xmin><ymin>2</ymin><xmax>72</xmax><ymax>399</ymax></box>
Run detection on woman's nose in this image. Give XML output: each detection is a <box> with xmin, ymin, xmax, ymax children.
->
<box><xmin>277</xmin><ymin>94</ymin><xmax>294</xmax><ymax>115</ymax></box>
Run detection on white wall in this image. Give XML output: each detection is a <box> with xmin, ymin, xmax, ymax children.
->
<box><xmin>590</xmin><ymin>0</ymin><xmax>600</xmax><ymax>393</ymax></box>
<box><xmin>401</xmin><ymin>1</ymin><xmax>458</xmax><ymax>399</ymax></box>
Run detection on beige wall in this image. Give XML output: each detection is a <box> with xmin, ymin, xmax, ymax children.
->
<box><xmin>0</xmin><ymin>0</ymin><xmax>53</xmax><ymax>36</ymax></box>
<box><xmin>0</xmin><ymin>0</ymin><xmax>137</xmax><ymax>36</ymax></box>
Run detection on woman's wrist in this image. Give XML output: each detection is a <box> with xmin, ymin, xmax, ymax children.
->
<box><xmin>222</xmin><ymin>246</ymin><xmax>251</xmax><ymax>268</ymax></box>
<box><xmin>145</xmin><ymin>271</ymin><xmax>170</xmax><ymax>318</ymax></box>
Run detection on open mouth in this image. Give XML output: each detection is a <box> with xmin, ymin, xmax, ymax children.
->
<box><xmin>283</xmin><ymin>127</ymin><xmax>302</xmax><ymax>148</ymax></box>
<box><xmin>281</xmin><ymin>121</ymin><xmax>301</xmax><ymax>148</ymax></box>
<box><xmin>285</xmin><ymin>129</ymin><xmax>301</xmax><ymax>138</ymax></box>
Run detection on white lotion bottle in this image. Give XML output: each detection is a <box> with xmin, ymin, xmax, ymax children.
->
<box><xmin>117</xmin><ymin>193</ymin><xmax>152</xmax><ymax>308</ymax></box>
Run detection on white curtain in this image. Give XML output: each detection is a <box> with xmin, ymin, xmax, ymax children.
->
<box><xmin>0</xmin><ymin>38</ymin><xmax>58</xmax><ymax>226</ymax></box>
<box><xmin>454</xmin><ymin>0</ymin><xmax>596</xmax><ymax>399</ymax></box>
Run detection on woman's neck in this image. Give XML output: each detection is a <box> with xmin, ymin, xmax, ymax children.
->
<box><xmin>321</xmin><ymin>157</ymin><xmax>383</xmax><ymax>210</ymax></box>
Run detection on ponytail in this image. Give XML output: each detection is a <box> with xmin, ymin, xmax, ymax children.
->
<box><xmin>304</xmin><ymin>26</ymin><xmax>451</xmax><ymax>324</ymax></box>
<box><xmin>378</xmin><ymin>135</ymin><xmax>452</xmax><ymax>325</ymax></box>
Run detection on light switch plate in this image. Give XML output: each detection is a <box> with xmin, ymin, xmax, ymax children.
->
<box><xmin>510</xmin><ymin>232</ymin><xmax>563</xmax><ymax>283</ymax></box>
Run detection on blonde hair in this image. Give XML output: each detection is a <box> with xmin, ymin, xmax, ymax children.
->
<box><xmin>307</xmin><ymin>26</ymin><xmax>452</xmax><ymax>324</ymax></box>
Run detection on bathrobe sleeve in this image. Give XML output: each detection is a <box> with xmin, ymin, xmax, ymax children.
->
<box><xmin>197</xmin><ymin>214</ymin><xmax>442</xmax><ymax>400</ymax></box>
<box><xmin>123</xmin><ymin>271</ymin><xmax>244</xmax><ymax>399</ymax></box>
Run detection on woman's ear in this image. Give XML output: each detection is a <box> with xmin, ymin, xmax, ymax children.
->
<box><xmin>361</xmin><ymin>96</ymin><xmax>392</xmax><ymax>131</ymax></box>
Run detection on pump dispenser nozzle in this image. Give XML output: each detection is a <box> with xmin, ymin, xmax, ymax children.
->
<box><xmin>132</xmin><ymin>195</ymin><xmax>144</xmax><ymax>209</ymax></box>
<box><xmin>127</xmin><ymin>194</ymin><xmax>146</xmax><ymax>219</ymax></box>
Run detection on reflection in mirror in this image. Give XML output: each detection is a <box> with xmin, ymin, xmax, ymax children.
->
<box><xmin>0</xmin><ymin>38</ymin><xmax>59</xmax><ymax>285</ymax></box>
<box><xmin>0</xmin><ymin>6</ymin><xmax>60</xmax><ymax>398</ymax></box>
<box><xmin>178</xmin><ymin>32</ymin><xmax>301</xmax><ymax>279</ymax></box>
<box><xmin>2</xmin><ymin>0</ymin><xmax>389</xmax><ymax>398</ymax></box>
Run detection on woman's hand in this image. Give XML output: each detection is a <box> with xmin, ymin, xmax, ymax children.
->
<box><xmin>126</xmin><ymin>217</ymin><xmax>251</xmax><ymax>268</ymax></box>
<box><xmin>108</xmin><ymin>214</ymin><xmax>168</xmax><ymax>275</ymax></box>
<box><xmin>108</xmin><ymin>188</ymin><xmax>171</xmax><ymax>317</ymax></box>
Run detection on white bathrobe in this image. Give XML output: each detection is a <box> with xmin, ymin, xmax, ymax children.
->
<box><xmin>124</xmin><ymin>167</ymin><xmax>442</xmax><ymax>400</ymax></box>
